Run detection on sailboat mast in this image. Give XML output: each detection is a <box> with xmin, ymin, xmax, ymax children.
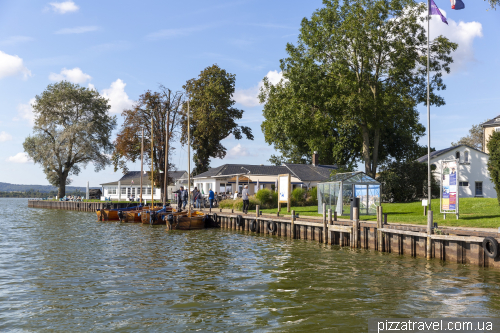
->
<box><xmin>188</xmin><ymin>100</ymin><xmax>191</xmax><ymax>217</ymax></box>
<box><xmin>140</xmin><ymin>128</ymin><xmax>144</xmax><ymax>203</ymax></box>
<box><xmin>151</xmin><ymin>115</ymin><xmax>154</xmax><ymax>207</ymax></box>
<box><xmin>163</xmin><ymin>108</ymin><xmax>170</xmax><ymax>207</ymax></box>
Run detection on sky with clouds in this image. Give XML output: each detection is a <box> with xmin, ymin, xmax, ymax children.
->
<box><xmin>0</xmin><ymin>0</ymin><xmax>498</xmax><ymax>187</ymax></box>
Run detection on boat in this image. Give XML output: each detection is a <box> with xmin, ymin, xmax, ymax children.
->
<box><xmin>140</xmin><ymin>206</ymin><xmax>176</xmax><ymax>225</ymax></box>
<box><xmin>96</xmin><ymin>205</ymin><xmax>144</xmax><ymax>222</ymax></box>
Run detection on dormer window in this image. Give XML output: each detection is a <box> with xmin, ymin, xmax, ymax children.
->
<box><xmin>495</xmin><ymin>118</ymin><xmax>500</xmax><ymax>123</ymax></box>
<box><xmin>456</xmin><ymin>151</ymin><xmax>460</xmax><ymax>160</ymax></box>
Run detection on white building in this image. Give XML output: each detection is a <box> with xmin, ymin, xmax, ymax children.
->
<box><xmin>100</xmin><ymin>170</ymin><xmax>188</xmax><ymax>201</ymax></box>
<box><xmin>417</xmin><ymin>145</ymin><xmax>495</xmax><ymax>198</ymax></box>
<box><xmin>192</xmin><ymin>152</ymin><xmax>338</xmax><ymax>197</ymax></box>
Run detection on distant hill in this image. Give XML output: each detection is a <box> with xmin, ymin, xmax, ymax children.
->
<box><xmin>0</xmin><ymin>182</ymin><xmax>98</xmax><ymax>193</ymax></box>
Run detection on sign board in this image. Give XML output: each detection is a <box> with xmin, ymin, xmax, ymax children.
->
<box><xmin>422</xmin><ymin>199</ymin><xmax>428</xmax><ymax>206</ymax></box>
<box><xmin>278</xmin><ymin>174</ymin><xmax>291</xmax><ymax>204</ymax></box>
<box><xmin>440</xmin><ymin>159</ymin><xmax>459</xmax><ymax>215</ymax></box>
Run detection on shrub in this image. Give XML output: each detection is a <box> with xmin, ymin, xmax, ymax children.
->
<box><xmin>256</xmin><ymin>189</ymin><xmax>273</xmax><ymax>208</ymax></box>
<box><xmin>234</xmin><ymin>196</ymin><xmax>259</xmax><ymax>211</ymax></box>
<box><xmin>219</xmin><ymin>199</ymin><xmax>234</xmax><ymax>209</ymax></box>
<box><xmin>271</xmin><ymin>191</ymin><xmax>278</xmax><ymax>208</ymax></box>
<box><xmin>307</xmin><ymin>186</ymin><xmax>318</xmax><ymax>205</ymax></box>
<box><xmin>487</xmin><ymin>131</ymin><xmax>500</xmax><ymax>204</ymax></box>
<box><xmin>291</xmin><ymin>188</ymin><xmax>307</xmax><ymax>206</ymax></box>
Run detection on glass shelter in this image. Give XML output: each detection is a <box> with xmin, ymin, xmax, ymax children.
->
<box><xmin>317</xmin><ymin>172</ymin><xmax>381</xmax><ymax>215</ymax></box>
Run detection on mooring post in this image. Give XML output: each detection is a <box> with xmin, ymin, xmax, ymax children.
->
<box><xmin>377</xmin><ymin>206</ymin><xmax>383</xmax><ymax>252</ymax></box>
<box><xmin>322</xmin><ymin>204</ymin><xmax>328</xmax><ymax>244</ymax></box>
<box><xmin>334</xmin><ymin>211</ymin><xmax>337</xmax><ymax>222</ymax></box>
<box><xmin>256</xmin><ymin>205</ymin><xmax>260</xmax><ymax>218</ymax></box>
<box><xmin>352</xmin><ymin>207</ymin><xmax>359</xmax><ymax>248</ymax></box>
<box><xmin>427</xmin><ymin>210</ymin><xmax>433</xmax><ymax>260</ymax></box>
<box><xmin>291</xmin><ymin>209</ymin><xmax>296</xmax><ymax>239</ymax></box>
<box><xmin>328</xmin><ymin>209</ymin><xmax>332</xmax><ymax>225</ymax></box>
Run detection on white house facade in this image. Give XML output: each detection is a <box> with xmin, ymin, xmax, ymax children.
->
<box><xmin>417</xmin><ymin>145</ymin><xmax>496</xmax><ymax>198</ymax></box>
<box><xmin>100</xmin><ymin>170</ymin><xmax>188</xmax><ymax>201</ymax></box>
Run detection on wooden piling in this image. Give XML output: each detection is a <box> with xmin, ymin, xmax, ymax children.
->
<box><xmin>291</xmin><ymin>210</ymin><xmax>296</xmax><ymax>239</ymax></box>
<box><xmin>377</xmin><ymin>206</ymin><xmax>383</xmax><ymax>252</ymax></box>
<box><xmin>322</xmin><ymin>204</ymin><xmax>328</xmax><ymax>244</ymax></box>
<box><xmin>427</xmin><ymin>210</ymin><xmax>433</xmax><ymax>259</ymax></box>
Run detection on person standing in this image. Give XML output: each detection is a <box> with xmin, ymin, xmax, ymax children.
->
<box><xmin>182</xmin><ymin>186</ymin><xmax>189</xmax><ymax>210</ymax></box>
<box><xmin>242</xmin><ymin>185</ymin><xmax>249</xmax><ymax>214</ymax></box>
<box><xmin>208</xmin><ymin>188</ymin><xmax>215</xmax><ymax>209</ymax></box>
<box><xmin>192</xmin><ymin>187</ymin><xmax>200</xmax><ymax>209</ymax></box>
<box><xmin>174</xmin><ymin>186</ymin><xmax>184</xmax><ymax>211</ymax></box>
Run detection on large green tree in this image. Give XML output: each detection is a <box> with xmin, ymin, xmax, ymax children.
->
<box><xmin>112</xmin><ymin>86</ymin><xmax>182</xmax><ymax>191</ymax></box>
<box><xmin>182</xmin><ymin>64</ymin><xmax>254</xmax><ymax>175</ymax></box>
<box><xmin>260</xmin><ymin>0</ymin><xmax>457</xmax><ymax>177</ymax></box>
<box><xmin>23</xmin><ymin>81</ymin><xmax>117</xmax><ymax>197</ymax></box>
<box><xmin>487</xmin><ymin>131</ymin><xmax>500</xmax><ymax>204</ymax></box>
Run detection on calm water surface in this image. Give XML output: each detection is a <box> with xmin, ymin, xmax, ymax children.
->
<box><xmin>1</xmin><ymin>198</ymin><xmax>500</xmax><ymax>332</ymax></box>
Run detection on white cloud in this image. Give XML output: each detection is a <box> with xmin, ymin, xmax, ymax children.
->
<box><xmin>49</xmin><ymin>1</ymin><xmax>79</xmax><ymax>14</ymax></box>
<box><xmin>233</xmin><ymin>70</ymin><xmax>285</xmax><ymax>107</ymax></box>
<box><xmin>0</xmin><ymin>36</ymin><xmax>34</xmax><ymax>46</ymax></box>
<box><xmin>7</xmin><ymin>152</ymin><xmax>30</xmax><ymax>163</ymax></box>
<box><xmin>226</xmin><ymin>144</ymin><xmax>250</xmax><ymax>158</ymax></box>
<box><xmin>88</xmin><ymin>83</ymin><xmax>96</xmax><ymax>91</ymax></box>
<box><xmin>49</xmin><ymin>67</ymin><xmax>92</xmax><ymax>84</ymax></box>
<box><xmin>427</xmin><ymin>10</ymin><xmax>483</xmax><ymax>72</ymax></box>
<box><xmin>16</xmin><ymin>98</ymin><xmax>36</xmax><ymax>125</ymax></box>
<box><xmin>0</xmin><ymin>131</ymin><xmax>13</xmax><ymax>142</ymax></box>
<box><xmin>0</xmin><ymin>51</ymin><xmax>31</xmax><ymax>79</ymax></box>
<box><xmin>55</xmin><ymin>26</ymin><xmax>98</xmax><ymax>34</ymax></box>
<box><xmin>101</xmin><ymin>79</ymin><xmax>134</xmax><ymax>114</ymax></box>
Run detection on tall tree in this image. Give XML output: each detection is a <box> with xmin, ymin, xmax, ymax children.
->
<box><xmin>487</xmin><ymin>131</ymin><xmax>500</xmax><ymax>204</ymax></box>
<box><xmin>23</xmin><ymin>81</ymin><xmax>116</xmax><ymax>197</ymax></box>
<box><xmin>182</xmin><ymin>64</ymin><xmax>254</xmax><ymax>175</ymax></box>
<box><xmin>451</xmin><ymin>121</ymin><xmax>485</xmax><ymax>151</ymax></box>
<box><xmin>112</xmin><ymin>86</ymin><xmax>182</xmax><ymax>190</ymax></box>
<box><xmin>260</xmin><ymin>0</ymin><xmax>456</xmax><ymax>177</ymax></box>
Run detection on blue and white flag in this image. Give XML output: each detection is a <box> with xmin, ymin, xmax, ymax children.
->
<box><xmin>450</xmin><ymin>0</ymin><xmax>465</xmax><ymax>10</ymax></box>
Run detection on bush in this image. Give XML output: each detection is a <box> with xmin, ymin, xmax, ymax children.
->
<box><xmin>291</xmin><ymin>188</ymin><xmax>307</xmax><ymax>206</ymax></box>
<box><xmin>307</xmin><ymin>186</ymin><xmax>318</xmax><ymax>204</ymax></box>
<box><xmin>219</xmin><ymin>199</ymin><xmax>234</xmax><ymax>209</ymax></box>
<box><xmin>377</xmin><ymin>160</ymin><xmax>439</xmax><ymax>203</ymax></box>
<box><xmin>256</xmin><ymin>189</ymin><xmax>273</xmax><ymax>208</ymax></box>
<box><xmin>487</xmin><ymin>131</ymin><xmax>500</xmax><ymax>204</ymax></box>
<box><xmin>271</xmin><ymin>191</ymin><xmax>278</xmax><ymax>208</ymax></box>
<box><xmin>233</xmin><ymin>196</ymin><xmax>259</xmax><ymax>211</ymax></box>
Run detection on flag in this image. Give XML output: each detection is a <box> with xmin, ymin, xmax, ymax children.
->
<box><xmin>131</xmin><ymin>180</ymin><xmax>134</xmax><ymax>184</ymax></box>
<box><xmin>430</xmin><ymin>0</ymin><xmax>448</xmax><ymax>25</ymax></box>
<box><xmin>450</xmin><ymin>0</ymin><xmax>465</xmax><ymax>10</ymax></box>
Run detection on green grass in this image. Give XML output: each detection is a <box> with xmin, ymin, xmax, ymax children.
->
<box><xmin>248</xmin><ymin>198</ymin><xmax>500</xmax><ymax>229</ymax></box>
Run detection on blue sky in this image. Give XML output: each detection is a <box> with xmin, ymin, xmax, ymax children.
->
<box><xmin>0</xmin><ymin>0</ymin><xmax>498</xmax><ymax>187</ymax></box>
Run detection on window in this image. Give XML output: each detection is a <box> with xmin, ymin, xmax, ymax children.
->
<box><xmin>459</xmin><ymin>182</ymin><xmax>469</xmax><ymax>186</ymax></box>
<box><xmin>146</xmin><ymin>187</ymin><xmax>152</xmax><ymax>195</ymax></box>
<box><xmin>121</xmin><ymin>188</ymin><xmax>126</xmax><ymax>195</ymax></box>
<box><xmin>496</xmin><ymin>127</ymin><xmax>500</xmax><ymax>132</ymax></box>
<box><xmin>464</xmin><ymin>151</ymin><xmax>469</xmax><ymax>163</ymax></box>
<box><xmin>475</xmin><ymin>182</ymin><xmax>483</xmax><ymax>196</ymax></box>
<box><xmin>108</xmin><ymin>187</ymin><xmax>116</xmax><ymax>195</ymax></box>
<box><xmin>456</xmin><ymin>151</ymin><xmax>460</xmax><ymax>160</ymax></box>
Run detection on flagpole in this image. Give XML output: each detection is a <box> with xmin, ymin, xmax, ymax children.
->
<box><xmin>427</xmin><ymin>0</ymin><xmax>432</xmax><ymax>212</ymax></box>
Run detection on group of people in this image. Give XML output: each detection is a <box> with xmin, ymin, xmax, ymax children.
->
<box><xmin>61</xmin><ymin>195</ymin><xmax>83</xmax><ymax>202</ymax></box>
<box><xmin>173</xmin><ymin>186</ymin><xmax>218</xmax><ymax>211</ymax></box>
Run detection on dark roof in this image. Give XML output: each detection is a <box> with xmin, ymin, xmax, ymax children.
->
<box><xmin>284</xmin><ymin>164</ymin><xmax>337</xmax><ymax>182</ymax></box>
<box><xmin>194</xmin><ymin>163</ymin><xmax>337</xmax><ymax>182</ymax></box>
<box><xmin>100</xmin><ymin>170</ymin><xmax>187</xmax><ymax>186</ymax></box>
<box><xmin>481</xmin><ymin>116</ymin><xmax>500</xmax><ymax>127</ymax></box>
<box><xmin>416</xmin><ymin>145</ymin><xmax>487</xmax><ymax>163</ymax></box>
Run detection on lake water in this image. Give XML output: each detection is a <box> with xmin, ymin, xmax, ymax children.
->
<box><xmin>1</xmin><ymin>198</ymin><xmax>500</xmax><ymax>332</ymax></box>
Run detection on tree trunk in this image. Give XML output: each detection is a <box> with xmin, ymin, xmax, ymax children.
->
<box><xmin>371</xmin><ymin>128</ymin><xmax>380</xmax><ymax>178</ymax></box>
<box><xmin>361</xmin><ymin>124</ymin><xmax>372</xmax><ymax>176</ymax></box>
<box><xmin>58</xmin><ymin>181</ymin><xmax>65</xmax><ymax>198</ymax></box>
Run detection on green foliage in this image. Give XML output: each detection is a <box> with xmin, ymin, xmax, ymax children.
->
<box><xmin>219</xmin><ymin>196</ymin><xmax>260</xmax><ymax>211</ymax></box>
<box><xmin>23</xmin><ymin>81</ymin><xmax>116</xmax><ymax>197</ymax></box>
<box><xmin>306</xmin><ymin>186</ymin><xmax>318</xmax><ymax>206</ymax></box>
<box><xmin>255</xmin><ymin>188</ymin><xmax>273</xmax><ymax>208</ymax></box>
<box><xmin>182</xmin><ymin>65</ymin><xmax>254</xmax><ymax>175</ymax></box>
<box><xmin>259</xmin><ymin>0</ymin><xmax>456</xmax><ymax>177</ymax></box>
<box><xmin>451</xmin><ymin>121</ymin><xmax>486</xmax><ymax>151</ymax></box>
<box><xmin>487</xmin><ymin>131</ymin><xmax>500</xmax><ymax>205</ymax></box>
<box><xmin>291</xmin><ymin>188</ymin><xmax>307</xmax><ymax>206</ymax></box>
<box><xmin>377</xmin><ymin>161</ymin><xmax>439</xmax><ymax>203</ymax></box>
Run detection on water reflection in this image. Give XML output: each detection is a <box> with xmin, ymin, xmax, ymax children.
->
<box><xmin>1</xmin><ymin>198</ymin><xmax>500</xmax><ymax>332</ymax></box>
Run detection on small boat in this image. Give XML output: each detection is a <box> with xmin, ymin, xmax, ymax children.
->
<box><xmin>96</xmin><ymin>205</ymin><xmax>145</xmax><ymax>222</ymax></box>
<box><xmin>140</xmin><ymin>206</ymin><xmax>176</xmax><ymax>225</ymax></box>
<box><xmin>165</xmin><ymin>211</ymin><xmax>206</xmax><ymax>230</ymax></box>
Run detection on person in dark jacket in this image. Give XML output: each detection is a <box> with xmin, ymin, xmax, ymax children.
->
<box><xmin>174</xmin><ymin>186</ymin><xmax>184</xmax><ymax>211</ymax></box>
<box><xmin>242</xmin><ymin>185</ymin><xmax>249</xmax><ymax>214</ymax></box>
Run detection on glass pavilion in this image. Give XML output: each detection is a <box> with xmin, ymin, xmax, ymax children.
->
<box><xmin>317</xmin><ymin>172</ymin><xmax>381</xmax><ymax>216</ymax></box>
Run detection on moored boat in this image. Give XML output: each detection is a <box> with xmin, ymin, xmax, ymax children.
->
<box><xmin>96</xmin><ymin>205</ymin><xmax>145</xmax><ymax>222</ymax></box>
<box><xmin>164</xmin><ymin>211</ymin><xmax>206</xmax><ymax>230</ymax></box>
<box><xmin>140</xmin><ymin>206</ymin><xmax>176</xmax><ymax>225</ymax></box>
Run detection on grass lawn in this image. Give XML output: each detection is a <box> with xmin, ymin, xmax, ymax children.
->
<box><xmin>249</xmin><ymin>198</ymin><xmax>500</xmax><ymax>229</ymax></box>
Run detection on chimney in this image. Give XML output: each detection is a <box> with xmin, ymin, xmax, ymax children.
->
<box><xmin>312</xmin><ymin>151</ymin><xmax>319</xmax><ymax>166</ymax></box>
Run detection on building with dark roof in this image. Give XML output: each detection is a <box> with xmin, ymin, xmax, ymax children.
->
<box><xmin>192</xmin><ymin>152</ymin><xmax>338</xmax><ymax>196</ymax></box>
<box><xmin>100</xmin><ymin>170</ymin><xmax>188</xmax><ymax>201</ymax></box>
<box><xmin>481</xmin><ymin>116</ymin><xmax>500</xmax><ymax>153</ymax></box>
<box><xmin>416</xmin><ymin>144</ymin><xmax>495</xmax><ymax>198</ymax></box>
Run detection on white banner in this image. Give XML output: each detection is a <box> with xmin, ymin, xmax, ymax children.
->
<box><xmin>441</xmin><ymin>159</ymin><xmax>458</xmax><ymax>213</ymax></box>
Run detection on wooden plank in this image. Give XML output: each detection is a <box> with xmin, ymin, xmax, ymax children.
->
<box><xmin>328</xmin><ymin>225</ymin><xmax>352</xmax><ymax>232</ymax></box>
<box><xmin>378</xmin><ymin>228</ymin><xmax>428</xmax><ymax>238</ymax></box>
<box><xmin>430</xmin><ymin>234</ymin><xmax>491</xmax><ymax>243</ymax></box>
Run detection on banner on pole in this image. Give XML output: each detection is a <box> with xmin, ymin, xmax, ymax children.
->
<box><xmin>440</xmin><ymin>159</ymin><xmax>459</xmax><ymax>214</ymax></box>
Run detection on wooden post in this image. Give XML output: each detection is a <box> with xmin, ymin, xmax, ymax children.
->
<box><xmin>323</xmin><ymin>206</ymin><xmax>329</xmax><ymax>244</ymax></box>
<box><xmin>256</xmin><ymin>205</ymin><xmax>260</xmax><ymax>218</ymax></box>
<box><xmin>377</xmin><ymin>206</ymin><xmax>383</xmax><ymax>252</ymax></box>
<box><xmin>291</xmin><ymin>209</ymin><xmax>296</xmax><ymax>239</ymax></box>
<box><xmin>334</xmin><ymin>211</ymin><xmax>337</xmax><ymax>222</ymax></box>
<box><xmin>427</xmin><ymin>210</ymin><xmax>433</xmax><ymax>259</ymax></box>
<box><xmin>328</xmin><ymin>209</ymin><xmax>332</xmax><ymax>225</ymax></box>
<box><xmin>352</xmin><ymin>207</ymin><xmax>359</xmax><ymax>248</ymax></box>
